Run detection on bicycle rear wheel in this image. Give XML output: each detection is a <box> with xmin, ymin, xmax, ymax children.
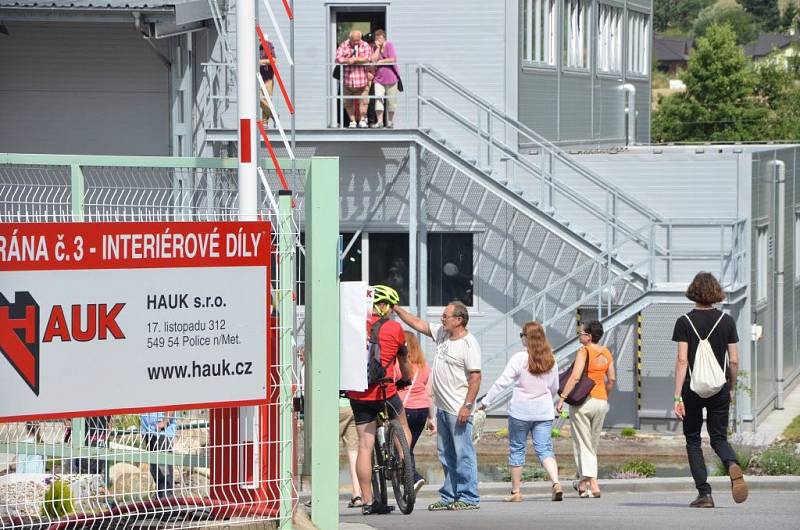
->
<box><xmin>387</xmin><ymin>420</ymin><xmax>415</xmax><ymax>514</ymax></box>
<box><xmin>371</xmin><ymin>433</ymin><xmax>388</xmax><ymax>507</ymax></box>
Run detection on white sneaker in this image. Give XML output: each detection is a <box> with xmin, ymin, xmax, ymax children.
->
<box><xmin>348</xmin><ymin>121</ymin><xmax>357</xmax><ymax>128</ymax></box>
<box><xmin>386</xmin><ymin>121</ymin><xmax>394</xmax><ymax>129</ymax></box>
<box><xmin>414</xmin><ymin>478</ymin><xmax>425</xmax><ymax>495</ymax></box>
<box><xmin>358</xmin><ymin>120</ymin><xmax>368</xmax><ymax>128</ymax></box>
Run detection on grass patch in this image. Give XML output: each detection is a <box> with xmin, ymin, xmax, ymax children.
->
<box><xmin>501</xmin><ymin>465</ymin><xmax>547</xmax><ymax>482</ymax></box>
<box><xmin>620</xmin><ymin>427</ymin><xmax>637</xmax><ymax>438</ymax></box>
<box><xmin>615</xmin><ymin>459</ymin><xmax>656</xmax><ymax>478</ymax></box>
<box><xmin>782</xmin><ymin>415</ymin><xmax>800</xmax><ymax>443</ymax></box>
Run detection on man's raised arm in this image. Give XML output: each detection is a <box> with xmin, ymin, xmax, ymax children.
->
<box><xmin>393</xmin><ymin>306</ymin><xmax>432</xmax><ymax>337</ymax></box>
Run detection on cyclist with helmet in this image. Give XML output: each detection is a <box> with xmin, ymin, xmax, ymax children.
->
<box><xmin>349</xmin><ymin>284</ymin><xmax>413</xmax><ymax>515</ymax></box>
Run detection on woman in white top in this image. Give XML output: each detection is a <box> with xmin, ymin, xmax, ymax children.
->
<box><xmin>479</xmin><ymin>321</ymin><xmax>562</xmax><ymax>502</ymax></box>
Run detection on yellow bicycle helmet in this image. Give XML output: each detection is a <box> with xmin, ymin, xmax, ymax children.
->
<box><xmin>372</xmin><ymin>284</ymin><xmax>400</xmax><ymax>316</ymax></box>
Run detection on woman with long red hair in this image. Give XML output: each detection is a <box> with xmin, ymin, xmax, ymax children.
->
<box><xmin>395</xmin><ymin>331</ymin><xmax>436</xmax><ymax>494</ymax></box>
<box><xmin>479</xmin><ymin>321</ymin><xmax>562</xmax><ymax>502</ymax></box>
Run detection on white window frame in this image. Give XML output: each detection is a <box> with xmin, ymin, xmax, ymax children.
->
<box><xmin>597</xmin><ymin>3</ymin><xmax>622</xmax><ymax>74</ymax></box>
<box><xmin>523</xmin><ymin>0</ymin><xmax>557</xmax><ymax>66</ymax></box>
<box><xmin>563</xmin><ymin>0</ymin><xmax>590</xmax><ymax>70</ymax></box>
<box><xmin>627</xmin><ymin>10</ymin><xmax>649</xmax><ymax>76</ymax></box>
<box><xmin>756</xmin><ymin>224</ymin><xmax>769</xmax><ymax>305</ymax></box>
<box><xmin>794</xmin><ymin>211</ymin><xmax>800</xmax><ymax>284</ymax></box>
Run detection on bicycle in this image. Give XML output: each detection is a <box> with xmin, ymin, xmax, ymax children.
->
<box><xmin>371</xmin><ymin>379</ymin><xmax>415</xmax><ymax>514</ymax></box>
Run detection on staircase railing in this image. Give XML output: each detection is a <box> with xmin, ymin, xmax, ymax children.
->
<box><xmin>416</xmin><ymin>64</ymin><xmax>666</xmax><ymax>256</ymax></box>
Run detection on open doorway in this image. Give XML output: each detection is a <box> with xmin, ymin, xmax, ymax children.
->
<box><xmin>329</xmin><ymin>6</ymin><xmax>387</xmax><ymax>127</ymax></box>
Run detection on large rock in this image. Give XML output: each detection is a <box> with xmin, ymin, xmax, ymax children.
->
<box><xmin>178</xmin><ymin>473</ymin><xmax>209</xmax><ymax>498</ymax></box>
<box><xmin>110</xmin><ymin>471</ymin><xmax>155</xmax><ymax>501</ymax></box>
<box><xmin>108</xmin><ymin>463</ymin><xmax>140</xmax><ymax>486</ymax></box>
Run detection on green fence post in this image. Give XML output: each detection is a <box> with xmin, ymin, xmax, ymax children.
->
<box><xmin>70</xmin><ymin>164</ymin><xmax>84</xmax><ymax>222</ymax></box>
<box><xmin>278</xmin><ymin>190</ymin><xmax>295</xmax><ymax>529</ymax></box>
<box><xmin>305</xmin><ymin>157</ymin><xmax>340</xmax><ymax>529</ymax></box>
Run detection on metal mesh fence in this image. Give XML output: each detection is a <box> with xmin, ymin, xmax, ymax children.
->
<box><xmin>0</xmin><ymin>158</ymin><xmax>303</xmax><ymax>529</ymax></box>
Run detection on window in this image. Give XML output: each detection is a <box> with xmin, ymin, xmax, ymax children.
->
<box><xmin>795</xmin><ymin>213</ymin><xmax>800</xmax><ymax>283</ymax></box>
<box><xmin>597</xmin><ymin>4</ymin><xmax>622</xmax><ymax>73</ymax></box>
<box><xmin>296</xmin><ymin>232</ymin><xmax>362</xmax><ymax>305</ymax></box>
<box><xmin>368</xmin><ymin>233</ymin><xmax>410</xmax><ymax>306</ymax></box>
<box><xmin>428</xmin><ymin>233</ymin><xmax>474</xmax><ymax>306</ymax></box>
<box><xmin>756</xmin><ymin>225</ymin><xmax>768</xmax><ymax>304</ymax></box>
<box><xmin>563</xmin><ymin>0</ymin><xmax>590</xmax><ymax>70</ymax></box>
<box><xmin>627</xmin><ymin>11</ymin><xmax>649</xmax><ymax>76</ymax></box>
<box><xmin>522</xmin><ymin>0</ymin><xmax>557</xmax><ymax>65</ymax></box>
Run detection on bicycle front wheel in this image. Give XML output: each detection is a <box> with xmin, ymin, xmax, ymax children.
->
<box><xmin>372</xmin><ymin>432</ymin><xmax>388</xmax><ymax>507</ymax></box>
<box><xmin>387</xmin><ymin>420</ymin><xmax>415</xmax><ymax>514</ymax></box>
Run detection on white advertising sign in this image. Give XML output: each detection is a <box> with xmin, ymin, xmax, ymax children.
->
<box><xmin>0</xmin><ymin>222</ymin><xmax>271</xmax><ymax>421</ymax></box>
<box><xmin>340</xmin><ymin>281</ymin><xmax>369</xmax><ymax>392</ymax></box>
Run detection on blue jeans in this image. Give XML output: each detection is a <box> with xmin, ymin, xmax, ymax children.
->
<box><xmin>507</xmin><ymin>416</ymin><xmax>554</xmax><ymax>467</ymax></box>
<box><xmin>436</xmin><ymin>409</ymin><xmax>479</xmax><ymax>505</ymax></box>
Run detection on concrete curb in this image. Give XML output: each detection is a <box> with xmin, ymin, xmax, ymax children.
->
<box><xmin>326</xmin><ymin>476</ymin><xmax>800</xmax><ymax>503</ymax></box>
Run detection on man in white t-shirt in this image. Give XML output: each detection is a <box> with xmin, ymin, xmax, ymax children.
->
<box><xmin>393</xmin><ymin>301</ymin><xmax>481</xmax><ymax>511</ymax></box>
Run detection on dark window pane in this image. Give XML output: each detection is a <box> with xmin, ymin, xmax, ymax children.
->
<box><xmin>296</xmin><ymin>233</ymin><xmax>362</xmax><ymax>305</ymax></box>
<box><xmin>428</xmin><ymin>233</ymin><xmax>473</xmax><ymax>306</ymax></box>
<box><xmin>340</xmin><ymin>233</ymin><xmax>362</xmax><ymax>282</ymax></box>
<box><xmin>368</xmin><ymin>233</ymin><xmax>410</xmax><ymax>305</ymax></box>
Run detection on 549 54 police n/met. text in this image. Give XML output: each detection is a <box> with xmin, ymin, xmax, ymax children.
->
<box><xmin>146</xmin><ymin>293</ymin><xmax>227</xmax><ymax>310</ymax></box>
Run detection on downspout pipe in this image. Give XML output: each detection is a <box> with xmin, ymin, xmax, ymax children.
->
<box><xmin>620</xmin><ymin>83</ymin><xmax>636</xmax><ymax>146</ymax></box>
<box><xmin>770</xmin><ymin>159</ymin><xmax>786</xmax><ymax>409</ymax></box>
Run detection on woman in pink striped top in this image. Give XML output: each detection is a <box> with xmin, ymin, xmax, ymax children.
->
<box><xmin>479</xmin><ymin>321</ymin><xmax>563</xmax><ymax>502</ymax></box>
<box><xmin>395</xmin><ymin>331</ymin><xmax>437</xmax><ymax>494</ymax></box>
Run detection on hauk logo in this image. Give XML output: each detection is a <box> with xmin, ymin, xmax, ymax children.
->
<box><xmin>0</xmin><ymin>292</ymin><xmax>126</xmax><ymax>395</ymax></box>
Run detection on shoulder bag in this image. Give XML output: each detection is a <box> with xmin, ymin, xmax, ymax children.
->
<box><xmin>558</xmin><ymin>346</ymin><xmax>595</xmax><ymax>407</ymax></box>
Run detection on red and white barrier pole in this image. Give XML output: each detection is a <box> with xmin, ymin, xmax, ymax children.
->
<box><xmin>238</xmin><ymin>0</ymin><xmax>258</xmax><ymax>220</ymax></box>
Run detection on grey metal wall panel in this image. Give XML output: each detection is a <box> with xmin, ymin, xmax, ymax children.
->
<box><xmin>519</xmin><ymin>69</ymin><xmax>559</xmax><ymax>139</ymax></box>
<box><xmin>0</xmin><ymin>22</ymin><xmax>169</xmax><ymax>155</ymax></box>
<box><xmin>558</xmin><ymin>74</ymin><xmax>593</xmax><ymax>141</ymax></box>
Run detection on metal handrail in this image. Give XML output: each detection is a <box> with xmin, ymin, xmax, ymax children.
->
<box><xmin>417</xmin><ymin>64</ymin><xmax>664</xmax><ymax>223</ymax></box>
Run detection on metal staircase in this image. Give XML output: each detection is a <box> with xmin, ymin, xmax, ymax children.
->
<box><xmin>201</xmin><ymin>0</ymin><xmax>237</xmax><ymax>132</ymax></box>
<box><xmin>195</xmin><ymin>9</ymin><xmax>747</xmax><ymax>395</ymax></box>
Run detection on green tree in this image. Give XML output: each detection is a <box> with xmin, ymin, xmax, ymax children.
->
<box><xmin>780</xmin><ymin>3</ymin><xmax>799</xmax><ymax>32</ymax></box>
<box><xmin>737</xmin><ymin>0</ymin><xmax>781</xmax><ymax>31</ymax></box>
<box><xmin>693</xmin><ymin>4</ymin><xmax>760</xmax><ymax>44</ymax></box>
<box><xmin>652</xmin><ymin>24</ymin><xmax>768</xmax><ymax>142</ymax></box>
<box><xmin>754</xmin><ymin>60</ymin><xmax>800</xmax><ymax>139</ymax></box>
<box><xmin>654</xmin><ymin>0</ymin><xmax>715</xmax><ymax>32</ymax></box>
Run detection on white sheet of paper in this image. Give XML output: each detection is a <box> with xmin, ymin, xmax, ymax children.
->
<box><xmin>340</xmin><ymin>281</ymin><xmax>369</xmax><ymax>392</ymax></box>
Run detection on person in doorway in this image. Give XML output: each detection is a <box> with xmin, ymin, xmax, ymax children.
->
<box><xmin>557</xmin><ymin>320</ymin><xmax>615</xmax><ymax>498</ymax></box>
<box><xmin>259</xmin><ymin>40</ymin><xmax>276</xmax><ymax>126</ymax></box>
<box><xmin>340</xmin><ymin>398</ymin><xmax>363</xmax><ymax>508</ymax></box>
<box><xmin>394</xmin><ymin>331</ymin><xmax>437</xmax><ymax>495</ymax></box>
<box><xmin>370</xmin><ymin>30</ymin><xmax>399</xmax><ymax>128</ymax></box>
<box><xmin>140</xmin><ymin>412</ymin><xmax>177</xmax><ymax>499</ymax></box>
<box><xmin>479</xmin><ymin>321</ymin><xmax>563</xmax><ymax>502</ymax></box>
<box><xmin>393</xmin><ymin>301</ymin><xmax>481</xmax><ymax>511</ymax></box>
<box><xmin>672</xmin><ymin>271</ymin><xmax>748</xmax><ymax>508</ymax></box>
<box><xmin>348</xmin><ymin>285</ymin><xmax>413</xmax><ymax>515</ymax></box>
<box><xmin>335</xmin><ymin>30</ymin><xmax>372</xmax><ymax>128</ymax></box>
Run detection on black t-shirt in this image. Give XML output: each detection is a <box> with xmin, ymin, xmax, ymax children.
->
<box><xmin>672</xmin><ymin>308</ymin><xmax>739</xmax><ymax>382</ymax></box>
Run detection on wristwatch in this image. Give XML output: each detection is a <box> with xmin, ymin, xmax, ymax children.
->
<box><xmin>463</xmin><ymin>402</ymin><xmax>474</xmax><ymax>410</ymax></box>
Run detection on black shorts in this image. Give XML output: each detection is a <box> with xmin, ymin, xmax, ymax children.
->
<box><xmin>350</xmin><ymin>394</ymin><xmax>403</xmax><ymax>425</ymax></box>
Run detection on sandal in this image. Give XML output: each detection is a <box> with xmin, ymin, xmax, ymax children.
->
<box><xmin>347</xmin><ymin>496</ymin><xmax>363</xmax><ymax>508</ymax></box>
<box><xmin>551</xmin><ymin>483</ymin><xmax>563</xmax><ymax>502</ymax></box>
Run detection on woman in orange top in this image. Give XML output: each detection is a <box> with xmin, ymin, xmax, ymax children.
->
<box><xmin>557</xmin><ymin>320</ymin><xmax>616</xmax><ymax>498</ymax></box>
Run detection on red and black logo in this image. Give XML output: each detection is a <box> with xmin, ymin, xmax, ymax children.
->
<box><xmin>0</xmin><ymin>292</ymin><xmax>40</xmax><ymax>395</ymax></box>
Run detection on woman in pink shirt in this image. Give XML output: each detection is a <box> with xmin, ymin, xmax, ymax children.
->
<box><xmin>395</xmin><ymin>331</ymin><xmax>436</xmax><ymax>493</ymax></box>
<box><xmin>479</xmin><ymin>321</ymin><xmax>563</xmax><ymax>502</ymax></box>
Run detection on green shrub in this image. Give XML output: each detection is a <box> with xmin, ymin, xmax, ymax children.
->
<box><xmin>620</xmin><ymin>427</ymin><xmax>637</xmax><ymax>438</ymax></box>
<box><xmin>617</xmin><ymin>459</ymin><xmax>656</xmax><ymax>478</ymax></box>
<box><xmin>782</xmin><ymin>415</ymin><xmax>800</xmax><ymax>443</ymax></box>
<box><xmin>757</xmin><ymin>444</ymin><xmax>800</xmax><ymax>476</ymax></box>
<box><xmin>42</xmin><ymin>479</ymin><xmax>75</xmax><ymax>519</ymax></box>
<box><xmin>501</xmin><ymin>465</ymin><xmax>546</xmax><ymax>482</ymax></box>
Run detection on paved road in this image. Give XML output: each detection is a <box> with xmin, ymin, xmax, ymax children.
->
<box><xmin>340</xmin><ymin>490</ymin><xmax>800</xmax><ymax>530</ymax></box>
